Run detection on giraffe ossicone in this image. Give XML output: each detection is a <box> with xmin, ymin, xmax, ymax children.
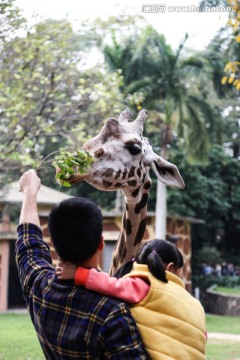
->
<box><xmin>67</xmin><ymin>109</ymin><xmax>185</xmax><ymax>274</ymax></box>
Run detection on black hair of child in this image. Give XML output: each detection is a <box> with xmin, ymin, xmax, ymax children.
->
<box><xmin>114</xmin><ymin>239</ymin><xmax>183</xmax><ymax>283</ymax></box>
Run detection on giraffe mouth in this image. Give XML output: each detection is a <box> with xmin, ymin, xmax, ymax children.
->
<box><xmin>66</xmin><ymin>173</ymin><xmax>90</xmax><ymax>184</ymax></box>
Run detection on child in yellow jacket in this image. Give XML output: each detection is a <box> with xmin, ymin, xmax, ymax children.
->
<box><xmin>57</xmin><ymin>239</ymin><xmax>207</xmax><ymax>360</ymax></box>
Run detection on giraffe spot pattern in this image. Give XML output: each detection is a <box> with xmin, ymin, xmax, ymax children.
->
<box><xmin>128</xmin><ymin>166</ymin><xmax>135</xmax><ymax>178</ymax></box>
<box><xmin>143</xmin><ymin>181</ymin><xmax>151</xmax><ymax>190</ymax></box>
<box><xmin>113</xmin><ymin>256</ymin><xmax>117</xmax><ymax>269</ymax></box>
<box><xmin>115</xmin><ymin>169</ymin><xmax>121</xmax><ymax>179</ymax></box>
<box><xmin>137</xmin><ymin>168</ymin><xmax>141</xmax><ymax>178</ymax></box>
<box><xmin>127</xmin><ymin>180</ymin><xmax>137</xmax><ymax>187</ymax></box>
<box><xmin>134</xmin><ymin>218</ymin><xmax>147</xmax><ymax>246</ymax></box>
<box><xmin>122</xmin><ymin>168</ymin><xmax>127</xmax><ymax>179</ymax></box>
<box><xmin>102</xmin><ymin>180</ymin><xmax>112</xmax><ymax>187</ymax></box>
<box><xmin>102</xmin><ymin>168</ymin><xmax>114</xmax><ymax>177</ymax></box>
<box><xmin>123</xmin><ymin>212</ymin><xmax>132</xmax><ymax>235</ymax></box>
<box><xmin>135</xmin><ymin>193</ymin><xmax>148</xmax><ymax>214</ymax></box>
<box><xmin>132</xmin><ymin>188</ymin><xmax>140</xmax><ymax>198</ymax></box>
<box><xmin>118</xmin><ymin>235</ymin><xmax>127</xmax><ymax>262</ymax></box>
<box><xmin>94</xmin><ymin>148</ymin><xmax>104</xmax><ymax>158</ymax></box>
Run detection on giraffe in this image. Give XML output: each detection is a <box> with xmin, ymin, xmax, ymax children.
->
<box><xmin>66</xmin><ymin>109</ymin><xmax>185</xmax><ymax>275</ymax></box>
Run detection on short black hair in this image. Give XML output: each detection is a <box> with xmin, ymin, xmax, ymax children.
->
<box><xmin>48</xmin><ymin>197</ymin><xmax>102</xmax><ymax>264</ymax></box>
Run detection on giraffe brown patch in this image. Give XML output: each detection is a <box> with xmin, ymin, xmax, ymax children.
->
<box><xmin>102</xmin><ymin>168</ymin><xmax>114</xmax><ymax>177</ymax></box>
<box><xmin>115</xmin><ymin>169</ymin><xmax>121</xmax><ymax>179</ymax></box>
<box><xmin>123</xmin><ymin>212</ymin><xmax>132</xmax><ymax>235</ymax></box>
<box><xmin>102</xmin><ymin>180</ymin><xmax>112</xmax><ymax>187</ymax></box>
<box><xmin>122</xmin><ymin>168</ymin><xmax>127</xmax><ymax>179</ymax></box>
<box><xmin>142</xmin><ymin>174</ymin><xmax>146</xmax><ymax>183</ymax></box>
<box><xmin>94</xmin><ymin>148</ymin><xmax>104</xmax><ymax>158</ymax></box>
<box><xmin>113</xmin><ymin>256</ymin><xmax>117</xmax><ymax>269</ymax></box>
<box><xmin>119</xmin><ymin>239</ymin><xmax>127</xmax><ymax>262</ymax></box>
<box><xmin>134</xmin><ymin>218</ymin><xmax>147</xmax><ymax>246</ymax></box>
<box><xmin>115</xmin><ymin>182</ymin><xmax>122</xmax><ymax>187</ymax></box>
<box><xmin>143</xmin><ymin>181</ymin><xmax>151</xmax><ymax>190</ymax></box>
<box><xmin>128</xmin><ymin>180</ymin><xmax>137</xmax><ymax>187</ymax></box>
<box><xmin>135</xmin><ymin>193</ymin><xmax>148</xmax><ymax>214</ymax></box>
<box><xmin>128</xmin><ymin>166</ymin><xmax>135</xmax><ymax>178</ymax></box>
<box><xmin>132</xmin><ymin>188</ymin><xmax>140</xmax><ymax>197</ymax></box>
<box><xmin>137</xmin><ymin>168</ymin><xmax>141</xmax><ymax>177</ymax></box>
<box><xmin>102</xmin><ymin>119</ymin><xmax>121</xmax><ymax>143</ymax></box>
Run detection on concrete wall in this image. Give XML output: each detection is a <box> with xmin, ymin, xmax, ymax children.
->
<box><xmin>206</xmin><ymin>286</ymin><xmax>240</xmax><ymax>316</ymax></box>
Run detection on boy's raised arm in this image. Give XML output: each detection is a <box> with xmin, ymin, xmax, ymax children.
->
<box><xmin>19</xmin><ymin>169</ymin><xmax>41</xmax><ymax>227</ymax></box>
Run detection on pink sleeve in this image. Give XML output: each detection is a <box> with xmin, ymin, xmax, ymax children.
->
<box><xmin>85</xmin><ymin>268</ymin><xmax>150</xmax><ymax>303</ymax></box>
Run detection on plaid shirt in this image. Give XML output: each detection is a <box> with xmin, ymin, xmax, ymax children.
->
<box><xmin>16</xmin><ymin>223</ymin><xmax>148</xmax><ymax>360</ymax></box>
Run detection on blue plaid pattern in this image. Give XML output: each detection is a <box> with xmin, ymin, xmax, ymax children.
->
<box><xmin>16</xmin><ymin>223</ymin><xmax>148</xmax><ymax>359</ymax></box>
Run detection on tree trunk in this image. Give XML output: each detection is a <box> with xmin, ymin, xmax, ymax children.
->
<box><xmin>155</xmin><ymin>125</ymin><xmax>169</xmax><ymax>239</ymax></box>
<box><xmin>155</xmin><ymin>180</ymin><xmax>167</xmax><ymax>239</ymax></box>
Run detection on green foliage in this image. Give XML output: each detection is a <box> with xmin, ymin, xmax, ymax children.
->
<box><xmin>0</xmin><ymin>18</ymin><xmax>83</xmax><ymax>176</ymax></box>
<box><xmin>167</xmin><ymin>144</ymin><xmax>240</xmax><ymax>267</ymax></box>
<box><xmin>103</xmin><ymin>24</ymin><xmax>223</xmax><ymax>163</ymax></box>
<box><xmin>53</xmin><ymin>150</ymin><xmax>94</xmax><ymax>187</ymax></box>
<box><xmin>0</xmin><ymin>0</ymin><xmax>26</xmax><ymax>41</ymax></box>
<box><xmin>200</xmin><ymin>0</ymin><xmax>240</xmax><ymax>93</ymax></box>
<box><xmin>0</xmin><ymin>9</ymin><xmax>124</xmax><ymax>184</ymax></box>
<box><xmin>198</xmin><ymin>246</ymin><xmax>223</xmax><ymax>267</ymax></box>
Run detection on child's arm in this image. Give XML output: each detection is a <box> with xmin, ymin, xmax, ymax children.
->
<box><xmin>81</xmin><ymin>268</ymin><xmax>149</xmax><ymax>303</ymax></box>
<box><xmin>56</xmin><ymin>263</ymin><xmax>149</xmax><ymax>303</ymax></box>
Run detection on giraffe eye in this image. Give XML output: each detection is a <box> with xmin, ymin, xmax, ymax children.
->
<box><xmin>126</xmin><ymin>143</ymin><xmax>142</xmax><ymax>155</ymax></box>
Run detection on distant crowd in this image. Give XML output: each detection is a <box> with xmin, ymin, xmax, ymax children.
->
<box><xmin>201</xmin><ymin>262</ymin><xmax>240</xmax><ymax>277</ymax></box>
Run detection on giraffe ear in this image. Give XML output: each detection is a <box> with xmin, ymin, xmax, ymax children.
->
<box><xmin>151</xmin><ymin>156</ymin><xmax>185</xmax><ymax>189</ymax></box>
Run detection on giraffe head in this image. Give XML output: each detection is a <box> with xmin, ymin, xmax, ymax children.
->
<box><xmin>67</xmin><ymin>109</ymin><xmax>185</xmax><ymax>192</ymax></box>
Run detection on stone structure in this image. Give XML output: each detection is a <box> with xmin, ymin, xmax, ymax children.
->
<box><xmin>206</xmin><ymin>286</ymin><xmax>240</xmax><ymax>316</ymax></box>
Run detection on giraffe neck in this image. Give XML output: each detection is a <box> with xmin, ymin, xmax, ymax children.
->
<box><xmin>109</xmin><ymin>181</ymin><xmax>151</xmax><ymax>275</ymax></box>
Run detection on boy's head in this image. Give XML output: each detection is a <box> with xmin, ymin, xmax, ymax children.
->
<box><xmin>48</xmin><ymin>197</ymin><xmax>102</xmax><ymax>264</ymax></box>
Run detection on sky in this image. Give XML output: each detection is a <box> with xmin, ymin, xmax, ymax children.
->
<box><xmin>14</xmin><ymin>0</ymin><xmax>230</xmax><ymax>51</ymax></box>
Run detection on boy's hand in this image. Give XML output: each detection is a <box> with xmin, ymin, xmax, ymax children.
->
<box><xmin>56</xmin><ymin>262</ymin><xmax>77</xmax><ymax>280</ymax></box>
<box><xmin>19</xmin><ymin>169</ymin><xmax>41</xmax><ymax>197</ymax></box>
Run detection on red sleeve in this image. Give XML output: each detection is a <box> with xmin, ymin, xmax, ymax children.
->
<box><xmin>83</xmin><ymin>268</ymin><xmax>149</xmax><ymax>303</ymax></box>
<box><xmin>75</xmin><ymin>267</ymin><xmax>90</xmax><ymax>285</ymax></box>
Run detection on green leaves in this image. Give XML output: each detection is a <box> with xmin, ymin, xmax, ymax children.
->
<box><xmin>53</xmin><ymin>150</ymin><xmax>94</xmax><ymax>187</ymax></box>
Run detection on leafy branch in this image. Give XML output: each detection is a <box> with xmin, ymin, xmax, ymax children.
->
<box><xmin>34</xmin><ymin>148</ymin><xmax>94</xmax><ymax>187</ymax></box>
<box><xmin>52</xmin><ymin>149</ymin><xmax>94</xmax><ymax>187</ymax></box>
